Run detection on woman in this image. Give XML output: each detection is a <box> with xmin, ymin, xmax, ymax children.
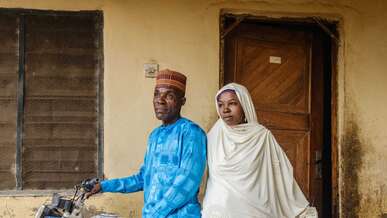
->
<box><xmin>202</xmin><ymin>83</ymin><xmax>315</xmax><ymax>218</ymax></box>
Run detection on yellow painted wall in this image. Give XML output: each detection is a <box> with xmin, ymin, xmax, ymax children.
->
<box><xmin>0</xmin><ymin>0</ymin><xmax>386</xmax><ymax>217</ymax></box>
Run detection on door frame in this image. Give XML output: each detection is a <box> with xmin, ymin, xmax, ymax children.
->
<box><xmin>219</xmin><ymin>11</ymin><xmax>340</xmax><ymax>217</ymax></box>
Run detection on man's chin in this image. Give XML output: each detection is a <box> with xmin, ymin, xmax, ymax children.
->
<box><xmin>155</xmin><ymin>114</ymin><xmax>166</xmax><ymax>121</ymax></box>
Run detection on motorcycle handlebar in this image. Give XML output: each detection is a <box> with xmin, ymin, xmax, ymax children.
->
<box><xmin>80</xmin><ymin>178</ymin><xmax>100</xmax><ymax>192</ymax></box>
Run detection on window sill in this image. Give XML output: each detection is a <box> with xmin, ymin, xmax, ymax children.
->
<box><xmin>0</xmin><ymin>189</ymin><xmax>74</xmax><ymax>197</ymax></box>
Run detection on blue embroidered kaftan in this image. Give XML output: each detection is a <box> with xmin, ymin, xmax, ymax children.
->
<box><xmin>100</xmin><ymin>118</ymin><xmax>207</xmax><ymax>218</ymax></box>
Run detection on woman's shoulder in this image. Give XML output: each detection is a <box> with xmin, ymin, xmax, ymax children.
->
<box><xmin>259</xmin><ymin>125</ymin><xmax>278</xmax><ymax>141</ymax></box>
<box><xmin>259</xmin><ymin>124</ymin><xmax>272</xmax><ymax>135</ymax></box>
<box><xmin>206</xmin><ymin>119</ymin><xmax>222</xmax><ymax>135</ymax></box>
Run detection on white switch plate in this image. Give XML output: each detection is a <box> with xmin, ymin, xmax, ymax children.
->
<box><xmin>144</xmin><ymin>63</ymin><xmax>159</xmax><ymax>78</ymax></box>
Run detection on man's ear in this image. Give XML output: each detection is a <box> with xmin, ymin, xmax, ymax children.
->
<box><xmin>180</xmin><ymin>96</ymin><xmax>186</xmax><ymax>106</ymax></box>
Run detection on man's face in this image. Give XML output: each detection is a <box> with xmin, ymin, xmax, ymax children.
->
<box><xmin>153</xmin><ymin>86</ymin><xmax>186</xmax><ymax>125</ymax></box>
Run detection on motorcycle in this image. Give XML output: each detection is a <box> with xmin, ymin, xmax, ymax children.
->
<box><xmin>35</xmin><ymin>178</ymin><xmax>118</xmax><ymax>218</ymax></box>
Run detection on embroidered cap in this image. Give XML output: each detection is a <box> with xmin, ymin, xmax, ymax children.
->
<box><xmin>155</xmin><ymin>69</ymin><xmax>187</xmax><ymax>94</ymax></box>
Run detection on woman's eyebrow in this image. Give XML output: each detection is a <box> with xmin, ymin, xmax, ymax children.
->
<box><xmin>217</xmin><ymin>98</ymin><xmax>238</xmax><ymax>103</ymax></box>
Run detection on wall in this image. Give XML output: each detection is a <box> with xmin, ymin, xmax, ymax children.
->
<box><xmin>0</xmin><ymin>0</ymin><xmax>386</xmax><ymax>217</ymax></box>
<box><xmin>339</xmin><ymin>1</ymin><xmax>387</xmax><ymax>216</ymax></box>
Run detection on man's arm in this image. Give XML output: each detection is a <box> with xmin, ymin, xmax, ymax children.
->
<box><xmin>85</xmin><ymin>164</ymin><xmax>145</xmax><ymax>199</ymax></box>
<box><xmin>144</xmin><ymin>125</ymin><xmax>207</xmax><ymax>217</ymax></box>
<box><xmin>99</xmin><ymin>133</ymin><xmax>153</xmax><ymax>194</ymax></box>
<box><xmin>100</xmin><ymin>165</ymin><xmax>145</xmax><ymax>193</ymax></box>
<box><xmin>87</xmin><ymin>139</ymin><xmax>151</xmax><ymax>196</ymax></box>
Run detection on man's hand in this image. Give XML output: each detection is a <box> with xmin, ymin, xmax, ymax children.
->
<box><xmin>85</xmin><ymin>182</ymin><xmax>101</xmax><ymax>199</ymax></box>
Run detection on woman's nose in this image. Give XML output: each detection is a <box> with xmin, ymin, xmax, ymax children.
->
<box><xmin>222</xmin><ymin>105</ymin><xmax>230</xmax><ymax>113</ymax></box>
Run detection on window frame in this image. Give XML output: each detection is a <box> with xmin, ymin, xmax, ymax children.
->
<box><xmin>0</xmin><ymin>8</ymin><xmax>104</xmax><ymax>194</ymax></box>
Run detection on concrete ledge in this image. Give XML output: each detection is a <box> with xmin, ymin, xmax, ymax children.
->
<box><xmin>0</xmin><ymin>189</ymin><xmax>73</xmax><ymax>197</ymax></box>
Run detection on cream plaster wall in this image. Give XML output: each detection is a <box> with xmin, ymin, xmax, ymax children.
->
<box><xmin>0</xmin><ymin>0</ymin><xmax>386</xmax><ymax>217</ymax></box>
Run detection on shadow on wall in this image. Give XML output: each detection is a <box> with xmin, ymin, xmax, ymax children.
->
<box><xmin>341</xmin><ymin>109</ymin><xmax>362</xmax><ymax>217</ymax></box>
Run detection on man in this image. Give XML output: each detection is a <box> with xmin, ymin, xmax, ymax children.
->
<box><xmin>86</xmin><ymin>69</ymin><xmax>207</xmax><ymax>218</ymax></box>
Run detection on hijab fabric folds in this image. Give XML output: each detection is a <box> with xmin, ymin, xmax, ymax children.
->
<box><xmin>202</xmin><ymin>83</ymin><xmax>309</xmax><ymax>218</ymax></box>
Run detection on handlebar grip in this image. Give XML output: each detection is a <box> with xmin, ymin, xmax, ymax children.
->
<box><xmin>81</xmin><ymin>178</ymin><xmax>100</xmax><ymax>192</ymax></box>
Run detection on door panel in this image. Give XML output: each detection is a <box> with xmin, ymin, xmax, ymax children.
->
<box><xmin>224</xmin><ymin>21</ymin><xmax>325</xmax><ymax>215</ymax></box>
<box><xmin>257</xmin><ymin>111</ymin><xmax>309</xmax><ymax>130</ymax></box>
<box><xmin>271</xmin><ymin>129</ymin><xmax>310</xmax><ymax>195</ymax></box>
<box><xmin>235</xmin><ymin>37</ymin><xmax>309</xmax><ymax>113</ymax></box>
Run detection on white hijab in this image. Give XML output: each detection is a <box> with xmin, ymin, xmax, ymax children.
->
<box><xmin>202</xmin><ymin>83</ymin><xmax>309</xmax><ymax>218</ymax></box>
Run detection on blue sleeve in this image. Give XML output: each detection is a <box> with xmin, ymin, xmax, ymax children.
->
<box><xmin>100</xmin><ymin>164</ymin><xmax>145</xmax><ymax>193</ymax></box>
<box><xmin>100</xmin><ymin>135</ymin><xmax>153</xmax><ymax>193</ymax></box>
<box><xmin>144</xmin><ymin>125</ymin><xmax>207</xmax><ymax>217</ymax></box>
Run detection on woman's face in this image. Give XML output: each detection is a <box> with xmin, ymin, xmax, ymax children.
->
<box><xmin>217</xmin><ymin>90</ymin><xmax>245</xmax><ymax>126</ymax></box>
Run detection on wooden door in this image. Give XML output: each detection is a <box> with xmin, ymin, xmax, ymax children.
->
<box><xmin>224</xmin><ymin>20</ymin><xmax>327</xmax><ymax>216</ymax></box>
